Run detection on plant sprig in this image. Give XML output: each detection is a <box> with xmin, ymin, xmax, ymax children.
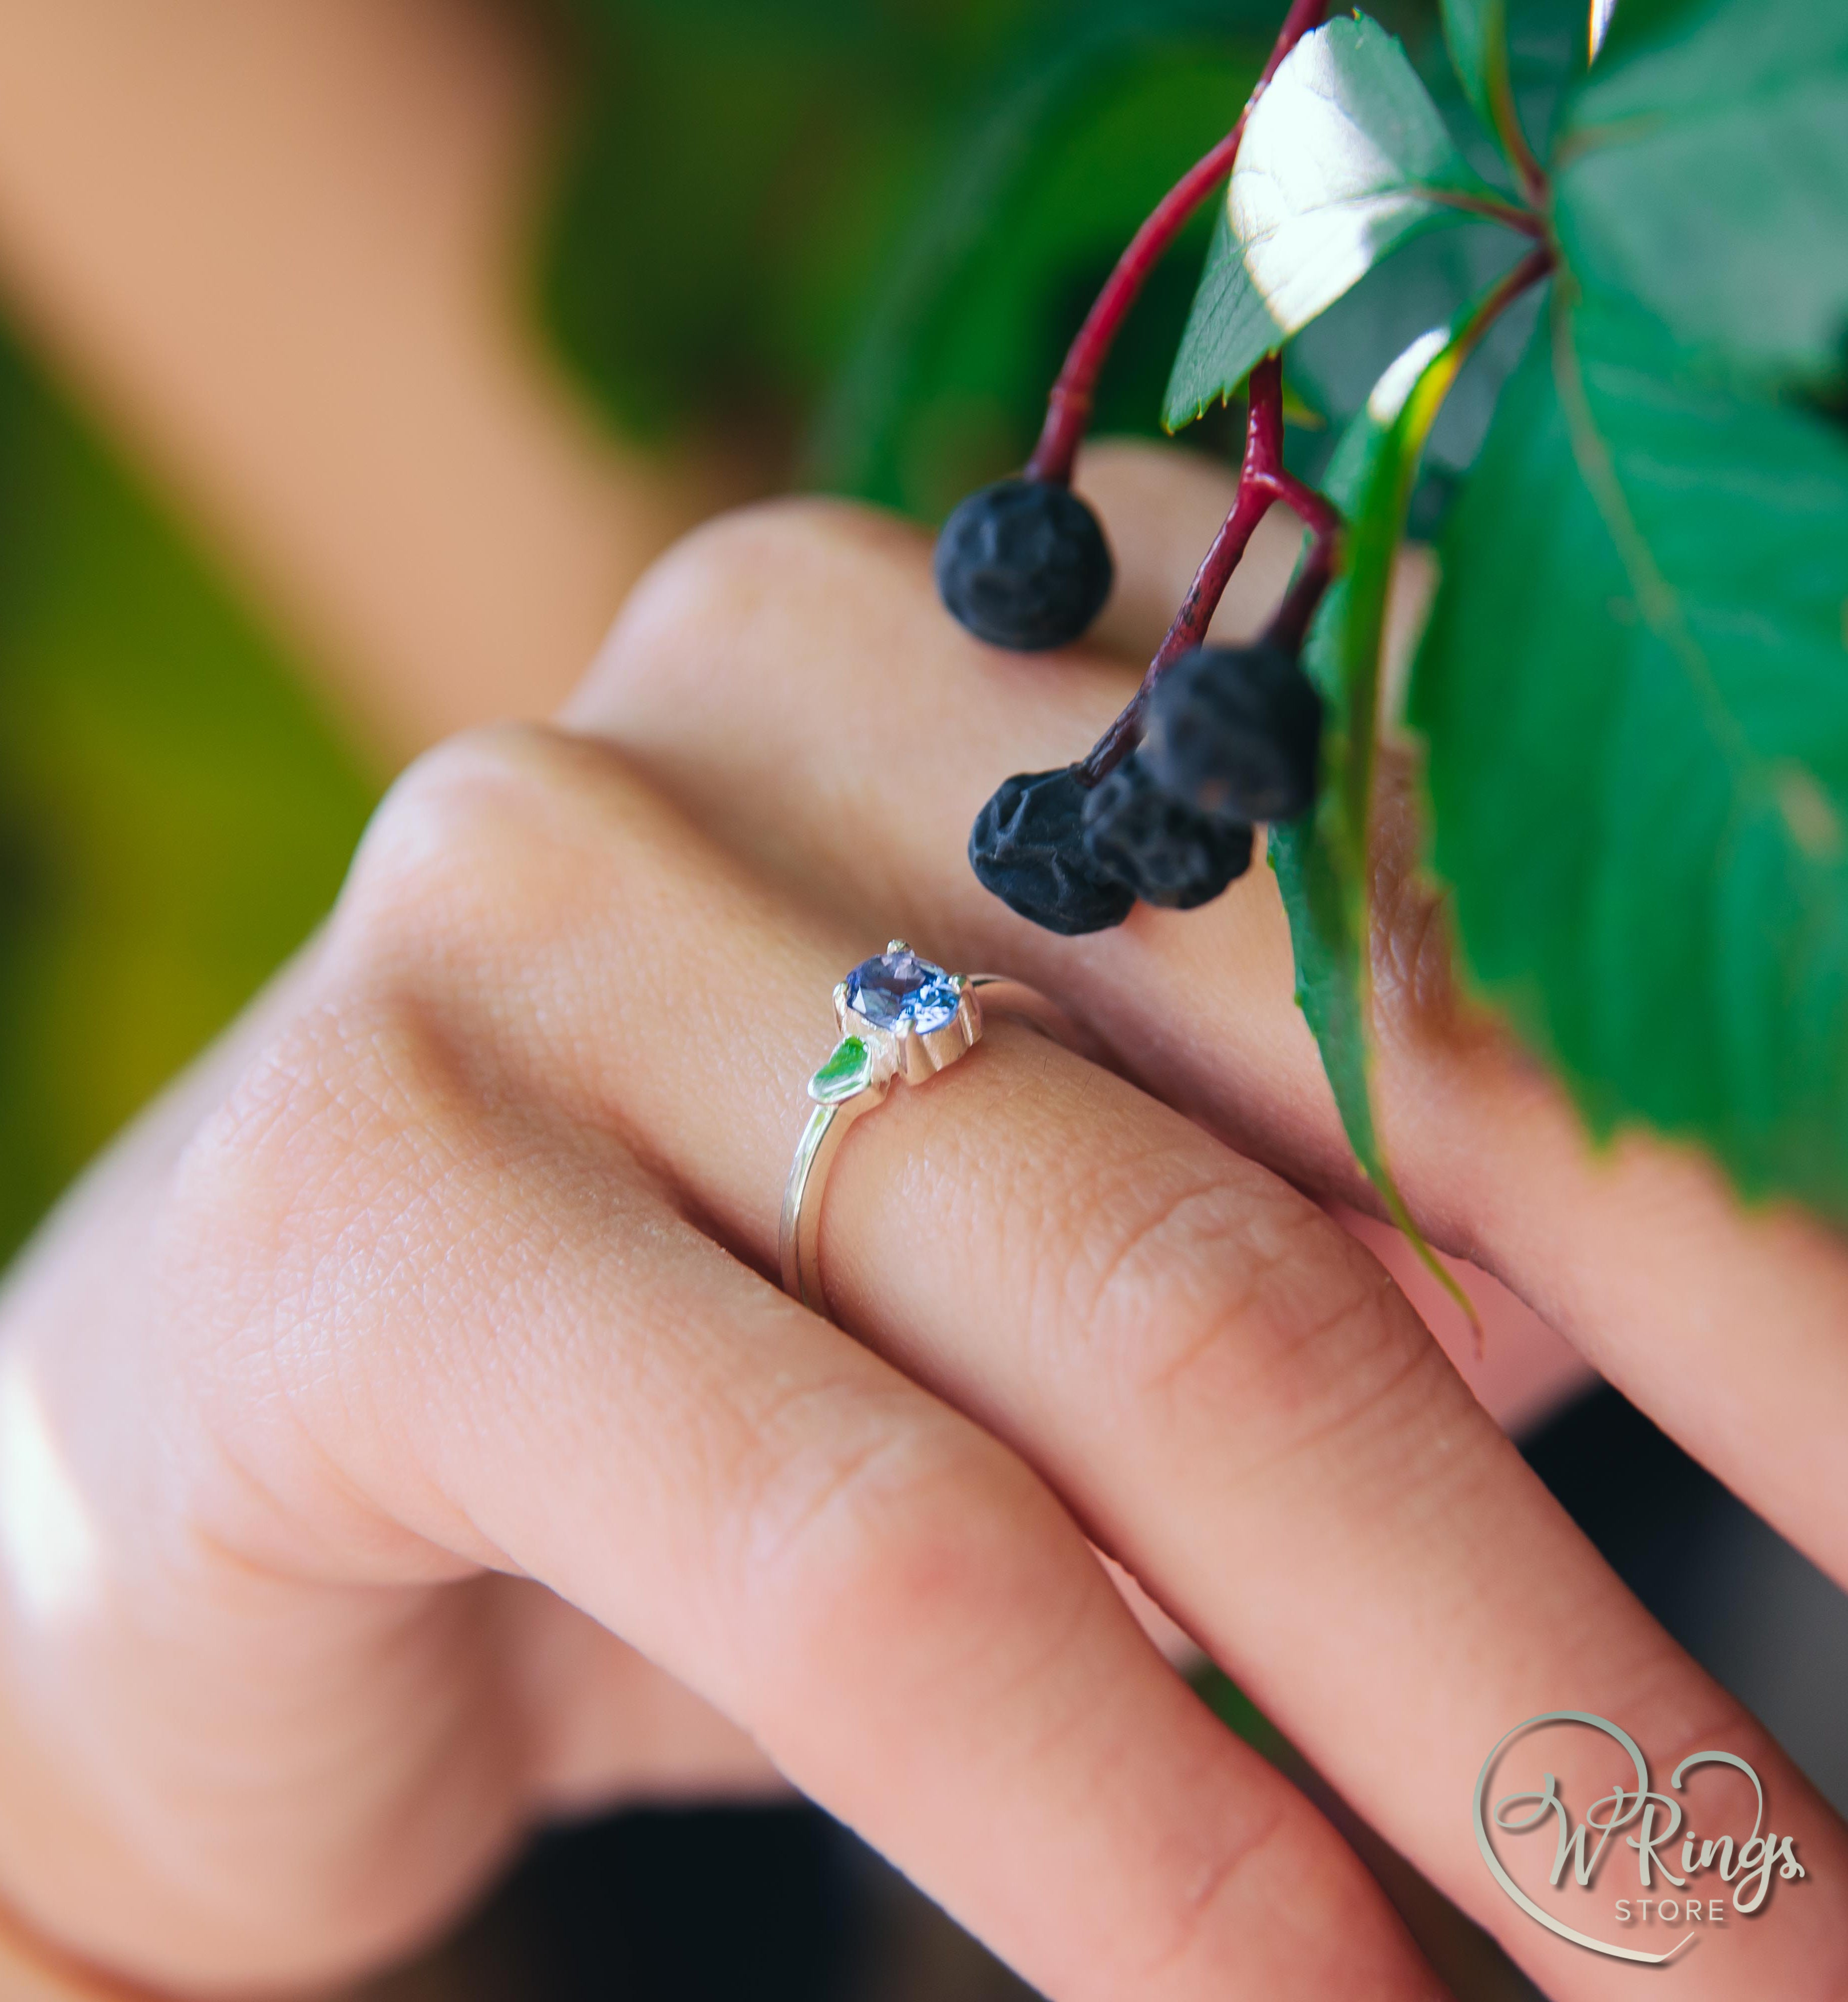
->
<box><xmin>942</xmin><ymin>0</ymin><xmax>1848</xmax><ymax>1247</ymax></box>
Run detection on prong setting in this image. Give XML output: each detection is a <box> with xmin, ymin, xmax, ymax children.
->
<box><xmin>835</xmin><ymin>944</ymin><xmax>984</xmax><ymax>1089</ymax></box>
<box><xmin>784</xmin><ymin>953</ymin><xmax>1079</xmax><ymax>1317</ymax></box>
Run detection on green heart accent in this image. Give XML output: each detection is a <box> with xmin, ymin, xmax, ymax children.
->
<box><xmin>809</xmin><ymin>1034</ymin><xmax>871</xmax><ymax>1104</ymax></box>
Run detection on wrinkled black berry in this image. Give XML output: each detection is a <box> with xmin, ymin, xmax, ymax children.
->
<box><xmin>1140</xmin><ymin>641</ymin><xmax>1322</xmax><ymax>824</ymax></box>
<box><xmin>969</xmin><ymin>767</ymin><xmax>1135</xmax><ymax>934</ymax></box>
<box><xmin>1081</xmin><ymin>756</ymin><xmax>1253</xmax><ymax>910</ymax></box>
<box><xmin>935</xmin><ymin>479</ymin><xmax>1113</xmax><ymax>651</ymax></box>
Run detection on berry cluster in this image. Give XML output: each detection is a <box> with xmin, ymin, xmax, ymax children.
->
<box><xmin>933</xmin><ymin>0</ymin><xmax>1338</xmax><ymax>936</ymax></box>
<box><xmin>966</xmin><ymin>643</ymin><xmax>1320</xmax><ymax>932</ymax></box>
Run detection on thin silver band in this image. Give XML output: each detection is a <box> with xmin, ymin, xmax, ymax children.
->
<box><xmin>779</xmin><ymin>964</ymin><xmax>1079</xmax><ymax>1318</ymax></box>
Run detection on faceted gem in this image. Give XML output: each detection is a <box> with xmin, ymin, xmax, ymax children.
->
<box><xmin>810</xmin><ymin>1034</ymin><xmax>872</xmax><ymax>1104</ymax></box>
<box><xmin>843</xmin><ymin>947</ymin><xmax>961</xmax><ymax>1035</ymax></box>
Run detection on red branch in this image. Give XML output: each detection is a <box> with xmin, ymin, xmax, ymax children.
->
<box><xmin>1022</xmin><ymin>0</ymin><xmax>1330</xmax><ymax>485</ymax></box>
<box><xmin>1081</xmin><ymin>355</ymin><xmax>1336</xmax><ymax>781</ymax></box>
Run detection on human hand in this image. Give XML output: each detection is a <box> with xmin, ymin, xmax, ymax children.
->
<box><xmin>0</xmin><ymin>721</ymin><xmax>1451</xmax><ymax>2002</ymax></box>
<box><xmin>0</xmin><ymin>455</ymin><xmax>1844</xmax><ymax>2002</ymax></box>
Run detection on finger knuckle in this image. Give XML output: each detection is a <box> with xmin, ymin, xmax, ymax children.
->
<box><xmin>172</xmin><ymin>721</ymin><xmax>670</xmax><ymax>1419</ymax></box>
<box><xmin>731</xmin><ymin>1397</ymin><xmax>1067</xmax><ymax>1690</ymax></box>
<box><xmin>1060</xmin><ymin>1146</ymin><xmax>1430</xmax><ymax>1475</ymax></box>
<box><xmin>584</xmin><ymin>496</ymin><xmax>921</xmax><ymax>727</ymax></box>
<box><xmin>1137</xmin><ymin>1795</ymin><xmax>1418</xmax><ymax>1997</ymax></box>
<box><xmin>168</xmin><ymin>988</ymin><xmax>481</xmax><ymax>1369</ymax></box>
<box><xmin>335</xmin><ymin>723</ymin><xmax>584</xmax><ymax>965</ymax></box>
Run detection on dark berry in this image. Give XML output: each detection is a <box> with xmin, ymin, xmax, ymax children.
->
<box><xmin>969</xmin><ymin>768</ymin><xmax>1135</xmax><ymax>935</ymax></box>
<box><xmin>1140</xmin><ymin>641</ymin><xmax>1323</xmax><ymax>823</ymax></box>
<box><xmin>1081</xmin><ymin>756</ymin><xmax>1253</xmax><ymax>910</ymax></box>
<box><xmin>934</xmin><ymin>479</ymin><xmax>1113</xmax><ymax>651</ymax></box>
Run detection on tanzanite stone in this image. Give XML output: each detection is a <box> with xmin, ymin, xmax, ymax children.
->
<box><xmin>843</xmin><ymin>947</ymin><xmax>960</xmax><ymax>1035</ymax></box>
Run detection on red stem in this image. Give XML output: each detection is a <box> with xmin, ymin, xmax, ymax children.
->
<box><xmin>1266</xmin><ymin>530</ymin><xmax>1335</xmax><ymax>655</ymax></box>
<box><xmin>1081</xmin><ymin>355</ymin><xmax>1334</xmax><ymax>781</ymax></box>
<box><xmin>1023</xmin><ymin>0</ymin><xmax>1330</xmax><ymax>485</ymax></box>
<box><xmin>1419</xmin><ymin>187</ymin><xmax>1544</xmax><ymax>235</ymax></box>
<box><xmin>1077</xmin><ymin>238</ymin><xmax>1557</xmax><ymax>785</ymax></box>
<box><xmin>1485</xmin><ymin>35</ymin><xmax>1548</xmax><ymax>208</ymax></box>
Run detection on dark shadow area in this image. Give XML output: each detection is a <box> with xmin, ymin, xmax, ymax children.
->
<box><xmin>1523</xmin><ymin>1383</ymin><xmax>1848</xmax><ymax>1817</ymax></box>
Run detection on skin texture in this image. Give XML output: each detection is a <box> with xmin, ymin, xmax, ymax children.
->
<box><xmin>0</xmin><ymin>450</ymin><xmax>1845</xmax><ymax>2001</ymax></box>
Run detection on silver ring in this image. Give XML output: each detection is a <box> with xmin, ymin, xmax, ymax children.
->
<box><xmin>779</xmin><ymin>941</ymin><xmax>1078</xmax><ymax>1318</ymax></box>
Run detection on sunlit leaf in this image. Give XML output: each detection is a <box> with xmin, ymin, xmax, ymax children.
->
<box><xmin>1164</xmin><ymin>13</ymin><xmax>1505</xmax><ymax>430</ymax></box>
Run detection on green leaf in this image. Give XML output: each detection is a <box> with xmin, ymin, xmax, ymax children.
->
<box><xmin>1439</xmin><ymin>0</ymin><xmax>1589</xmax><ymax>157</ymax></box>
<box><xmin>1272</xmin><ymin>581</ymin><xmax>1477</xmax><ymax>1316</ymax></box>
<box><xmin>1554</xmin><ymin>0</ymin><xmax>1848</xmax><ymax>381</ymax></box>
<box><xmin>1163</xmin><ymin>13</ymin><xmax>1503</xmax><ymax>430</ymax></box>
<box><xmin>1410</xmin><ymin>294</ymin><xmax>1848</xmax><ymax>1215</ymax></box>
<box><xmin>1288</xmin><ymin>223</ymin><xmax>1542</xmax><ymax>497</ymax></box>
<box><xmin>1268</xmin><ymin>379</ymin><xmax>1388</xmax><ymax>1183</ymax></box>
<box><xmin>1273</xmin><ymin>290</ymin><xmax>1544</xmax><ymax>1323</ymax></box>
<box><xmin>1440</xmin><ymin>0</ymin><xmax>1502</xmax><ymax>135</ymax></box>
<box><xmin>1267</xmin><ymin>376</ymin><xmax>1421</xmax><ymax>1239</ymax></box>
<box><xmin>1270</xmin><ymin>794</ymin><xmax>1380</xmax><ymax>1169</ymax></box>
<box><xmin>1269</xmin><ymin>341</ymin><xmax>1424</xmax><ymax>1155</ymax></box>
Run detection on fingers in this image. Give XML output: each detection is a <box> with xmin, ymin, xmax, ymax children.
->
<box><xmin>359</xmin><ymin>727</ymin><xmax>1848</xmax><ymax>1999</ymax></box>
<box><xmin>566</xmin><ymin>469</ymin><xmax>1848</xmax><ymax>1611</ymax></box>
<box><xmin>144</xmin><ymin>737</ymin><xmax>1443</xmax><ymax>2002</ymax></box>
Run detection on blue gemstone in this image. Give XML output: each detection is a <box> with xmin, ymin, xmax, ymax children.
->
<box><xmin>844</xmin><ymin>948</ymin><xmax>961</xmax><ymax>1035</ymax></box>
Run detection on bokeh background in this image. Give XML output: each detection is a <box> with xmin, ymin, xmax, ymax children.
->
<box><xmin>0</xmin><ymin>2</ymin><xmax>1843</xmax><ymax>1997</ymax></box>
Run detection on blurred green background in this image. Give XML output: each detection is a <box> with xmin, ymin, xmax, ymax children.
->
<box><xmin>0</xmin><ymin>323</ymin><xmax>377</xmax><ymax>1261</ymax></box>
<box><xmin>1</xmin><ymin>0</ymin><xmax>1363</xmax><ymax>1262</ymax></box>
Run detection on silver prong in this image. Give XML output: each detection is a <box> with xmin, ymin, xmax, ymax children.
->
<box><xmin>949</xmin><ymin>972</ymin><xmax>969</xmax><ymax>993</ymax></box>
<box><xmin>894</xmin><ymin>1016</ymin><xmax>931</xmax><ymax>1083</ymax></box>
<box><xmin>887</xmin><ymin>938</ymin><xmax>910</xmax><ymax>955</ymax></box>
<box><xmin>832</xmin><ymin>981</ymin><xmax>849</xmax><ymax>1029</ymax></box>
